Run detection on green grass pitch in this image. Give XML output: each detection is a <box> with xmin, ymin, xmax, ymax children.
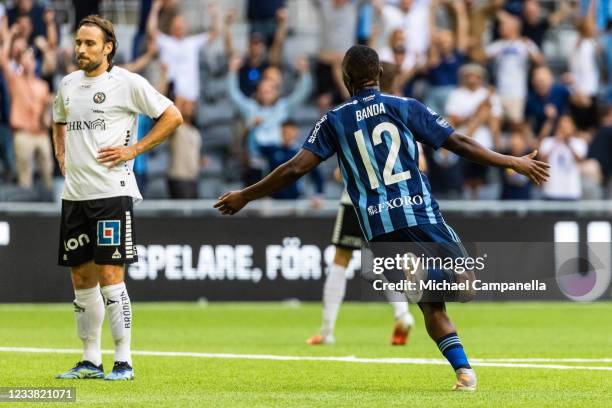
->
<box><xmin>0</xmin><ymin>302</ymin><xmax>611</xmax><ymax>407</ymax></box>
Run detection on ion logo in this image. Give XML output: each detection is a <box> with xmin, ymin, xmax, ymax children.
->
<box><xmin>64</xmin><ymin>233</ymin><xmax>90</xmax><ymax>251</ymax></box>
<box><xmin>97</xmin><ymin>220</ymin><xmax>121</xmax><ymax>246</ymax></box>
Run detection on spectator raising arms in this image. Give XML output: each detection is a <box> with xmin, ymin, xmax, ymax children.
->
<box><xmin>521</xmin><ymin>0</ymin><xmax>573</xmax><ymax>48</ymax></box>
<box><xmin>445</xmin><ymin>64</ymin><xmax>502</xmax><ymax>198</ymax></box>
<box><xmin>568</xmin><ymin>0</ymin><xmax>601</xmax><ymax>132</ymax></box>
<box><xmin>0</xmin><ymin>21</ymin><xmax>53</xmax><ymax>191</ymax></box>
<box><xmin>312</xmin><ymin>0</ymin><xmax>358</xmax><ymax>109</ymax></box>
<box><xmin>426</xmin><ymin>0</ymin><xmax>469</xmax><ymax>115</ymax></box>
<box><xmin>227</xmin><ymin>54</ymin><xmax>312</xmax><ymax>150</ymax></box>
<box><xmin>147</xmin><ymin>0</ymin><xmax>220</xmax><ymax>102</ymax></box>
<box><xmin>224</xmin><ymin>7</ymin><xmax>288</xmax><ymax>97</ymax></box>
<box><xmin>539</xmin><ymin>115</ymin><xmax>587</xmax><ymax>200</ymax></box>
<box><xmin>485</xmin><ymin>12</ymin><xmax>542</xmax><ymax>125</ymax></box>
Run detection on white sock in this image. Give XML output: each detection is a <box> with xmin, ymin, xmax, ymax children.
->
<box><xmin>101</xmin><ymin>282</ymin><xmax>132</xmax><ymax>366</ymax></box>
<box><xmin>389</xmin><ymin>300</ymin><xmax>410</xmax><ymax>322</ymax></box>
<box><xmin>321</xmin><ymin>263</ymin><xmax>347</xmax><ymax>337</ymax></box>
<box><xmin>74</xmin><ymin>285</ymin><xmax>104</xmax><ymax>367</ymax></box>
<box><xmin>376</xmin><ymin>274</ymin><xmax>412</xmax><ymax>322</ymax></box>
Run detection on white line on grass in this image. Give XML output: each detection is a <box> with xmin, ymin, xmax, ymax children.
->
<box><xmin>0</xmin><ymin>347</ymin><xmax>611</xmax><ymax>371</ymax></box>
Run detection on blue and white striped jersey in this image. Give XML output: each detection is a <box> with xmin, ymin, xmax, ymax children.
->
<box><xmin>302</xmin><ymin>88</ymin><xmax>454</xmax><ymax>241</ymax></box>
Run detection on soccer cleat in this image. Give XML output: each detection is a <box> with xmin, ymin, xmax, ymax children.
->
<box><xmin>402</xmin><ymin>252</ymin><xmax>426</xmax><ymax>303</ymax></box>
<box><xmin>390</xmin><ymin>313</ymin><xmax>414</xmax><ymax>345</ymax></box>
<box><xmin>452</xmin><ymin>367</ymin><xmax>477</xmax><ymax>391</ymax></box>
<box><xmin>306</xmin><ymin>334</ymin><xmax>335</xmax><ymax>345</ymax></box>
<box><xmin>104</xmin><ymin>361</ymin><xmax>134</xmax><ymax>381</ymax></box>
<box><xmin>55</xmin><ymin>361</ymin><xmax>104</xmax><ymax>379</ymax></box>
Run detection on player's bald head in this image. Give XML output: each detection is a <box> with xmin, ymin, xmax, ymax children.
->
<box><xmin>342</xmin><ymin>45</ymin><xmax>382</xmax><ymax>96</ymax></box>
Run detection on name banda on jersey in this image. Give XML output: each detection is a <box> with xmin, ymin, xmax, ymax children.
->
<box><xmin>356</xmin><ymin>103</ymin><xmax>386</xmax><ymax>122</ymax></box>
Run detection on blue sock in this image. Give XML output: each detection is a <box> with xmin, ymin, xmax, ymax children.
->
<box><xmin>437</xmin><ymin>332</ymin><xmax>471</xmax><ymax>370</ymax></box>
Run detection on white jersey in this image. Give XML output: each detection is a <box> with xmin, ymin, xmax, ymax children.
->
<box><xmin>53</xmin><ymin>66</ymin><xmax>172</xmax><ymax>202</ymax></box>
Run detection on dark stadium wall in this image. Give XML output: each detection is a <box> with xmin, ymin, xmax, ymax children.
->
<box><xmin>0</xmin><ymin>214</ymin><xmax>611</xmax><ymax>302</ymax></box>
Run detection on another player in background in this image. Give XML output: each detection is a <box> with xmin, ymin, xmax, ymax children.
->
<box><xmin>308</xmin><ymin>62</ymin><xmax>420</xmax><ymax>346</ymax></box>
<box><xmin>53</xmin><ymin>15</ymin><xmax>182</xmax><ymax>380</ymax></box>
<box><xmin>215</xmin><ymin>45</ymin><xmax>549</xmax><ymax>391</ymax></box>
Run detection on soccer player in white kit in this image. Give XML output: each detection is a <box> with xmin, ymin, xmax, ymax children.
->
<box><xmin>53</xmin><ymin>15</ymin><xmax>182</xmax><ymax>380</ymax></box>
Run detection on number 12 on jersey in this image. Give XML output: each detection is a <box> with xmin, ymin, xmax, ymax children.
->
<box><xmin>354</xmin><ymin>122</ymin><xmax>411</xmax><ymax>190</ymax></box>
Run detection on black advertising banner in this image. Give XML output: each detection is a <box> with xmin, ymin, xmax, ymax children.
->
<box><xmin>0</xmin><ymin>214</ymin><xmax>611</xmax><ymax>302</ymax></box>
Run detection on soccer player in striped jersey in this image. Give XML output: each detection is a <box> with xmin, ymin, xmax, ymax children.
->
<box><xmin>308</xmin><ymin>63</ymin><xmax>420</xmax><ymax>347</ymax></box>
<box><xmin>215</xmin><ymin>45</ymin><xmax>549</xmax><ymax>391</ymax></box>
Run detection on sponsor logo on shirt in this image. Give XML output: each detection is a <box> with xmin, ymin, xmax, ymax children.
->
<box><xmin>367</xmin><ymin>194</ymin><xmax>424</xmax><ymax>216</ymax></box>
<box><xmin>436</xmin><ymin>116</ymin><xmax>450</xmax><ymax>128</ymax></box>
<box><xmin>93</xmin><ymin>92</ymin><xmax>106</xmax><ymax>104</ymax></box>
<box><xmin>67</xmin><ymin>118</ymin><xmax>106</xmax><ymax>131</ymax></box>
<box><xmin>308</xmin><ymin>115</ymin><xmax>328</xmax><ymax>143</ymax></box>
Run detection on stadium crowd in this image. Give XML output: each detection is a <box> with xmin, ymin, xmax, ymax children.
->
<box><xmin>0</xmin><ymin>0</ymin><xmax>611</xmax><ymax>202</ymax></box>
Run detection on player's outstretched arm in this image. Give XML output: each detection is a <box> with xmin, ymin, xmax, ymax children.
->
<box><xmin>443</xmin><ymin>132</ymin><xmax>550</xmax><ymax>185</ymax></box>
<box><xmin>214</xmin><ymin>149</ymin><xmax>322</xmax><ymax>215</ymax></box>
<box><xmin>98</xmin><ymin>105</ymin><xmax>183</xmax><ymax>167</ymax></box>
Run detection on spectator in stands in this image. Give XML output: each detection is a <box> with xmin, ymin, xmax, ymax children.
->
<box><xmin>569</xmin><ymin>3</ymin><xmax>600</xmax><ymax>132</ymax></box>
<box><xmin>313</xmin><ymin>0</ymin><xmax>358</xmax><ymax>109</ymax></box>
<box><xmin>485</xmin><ymin>12</ymin><xmax>542</xmax><ymax>126</ymax></box>
<box><xmin>539</xmin><ymin>115</ymin><xmax>587</xmax><ymax>200</ymax></box>
<box><xmin>246</xmin><ymin>0</ymin><xmax>286</xmax><ymax>47</ymax></box>
<box><xmin>445</xmin><ymin>63</ymin><xmax>502</xmax><ymax>198</ymax></box>
<box><xmin>0</xmin><ymin>25</ymin><xmax>52</xmax><ymax>191</ymax></box>
<box><xmin>259</xmin><ymin>120</ymin><xmax>324</xmax><ymax>200</ymax></box>
<box><xmin>227</xmin><ymin>54</ymin><xmax>312</xmax><ymax>151</ymax></box>
<box><xmin>147</xmin><ymin>0</ymin><xmax>220</xmax><ymax>103</ymax></box>
<box><xmin>167</xmin><ymin>99</ymin><xmax>202</xmax><ymax>199</ymax></box>
<box><xmin>373</xmin><ymin>0</ymin><xmax>431</xmax><ymax>57</ymax></box>
<box><xmin>224</xmin><ymin>7</ymin><xmax>288</xmax><ymax>97</ymax></box>
<box><xmin>521</xmin><ymin>0</ymin><xmax>573</xmax><ymax>48</ymax></box>
<box><xmin>588</xmin><ymin>106</ymin><xmax>612</xmax><ymax>197</ymax></box>
<box><xmin>375</xmin><ymin>29</ymin><xmax>424</xmax><ymax>95</ymax></box>
<box><xmin>525</xmin><ymin>65</ymin><xmax>572</xmax><ymax>137</ymax></box>
<box><xmin>499</xmin><ymin>131</ymin><xmax>533</xmax><ymax>199</ymax></box>
<box><xmin>7</xmin><ymin>0</ymin><xmax>47</xmax><ymax>42</ymax></box>
<box><xmin>425</xmin><ymin>0</ymin><xmax>469</xmax><ymax>115</ymax></box>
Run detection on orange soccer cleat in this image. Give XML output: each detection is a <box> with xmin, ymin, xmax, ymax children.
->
<box><xmin>306</xmin><ymin>334</ymin><xmax>335</xmax><ymax>345</ymax></box>
<box><xmin>390</xmin><ymin>313</ymin><xmax>415</xmax><ymax>345</ymax></box>
<box><xmin>390</xmin><ymin>321</ymin><xmax>411</xmax><ymax>345</ymax></box>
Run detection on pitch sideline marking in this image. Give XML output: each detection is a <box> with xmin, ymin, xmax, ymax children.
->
<box><xmin>0</xmin><ymin>347</ymin><xmax>611</xmax><ymax>371</ymax></box>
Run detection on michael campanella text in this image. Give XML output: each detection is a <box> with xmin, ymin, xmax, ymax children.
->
<box><xmin>373</xmin><ymin>279</ymin><xmax>547</xmax><ymax>293</ymax></box>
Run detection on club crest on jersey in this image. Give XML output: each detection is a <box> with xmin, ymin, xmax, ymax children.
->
<box><xmin>97</xmin><ymin>220</ymin><xmax>121</xmax><ymax>246</ymax></box>
<box><xmin>93</xmin><ymin>92</ymin><xmax>106</xmax><ymax>104</ymax></box>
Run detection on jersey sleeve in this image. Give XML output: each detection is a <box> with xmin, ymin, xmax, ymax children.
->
<box><xmin>127</xmin><ymin>73</ymin><xmax>173</xmax><ymax>118</ymax></box>
<box><xmin>52</xmin><ymin>81</ymin><xmax>67</xmax><ymax>124</ymax></box>
<box><xmin>301</xmin><ymin>114</ymin><xmax>336</xmax><ymax>160</ymax></box>
<box><xmin>406</xmin><ymin>99</ymin><xmax>454</xmax><ymax>150</ymax></box>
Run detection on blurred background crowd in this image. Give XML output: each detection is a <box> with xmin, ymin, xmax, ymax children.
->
<box><xmin>0</xmin><ymin>0</ymin><xmax>611</xmax><ymax>203</ymax></box>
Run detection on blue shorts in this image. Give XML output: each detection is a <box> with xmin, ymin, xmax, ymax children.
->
<box><xmin>370</xmin><ymin>222</ymin><xmax>467</xmax><ymax>259</ymax></box>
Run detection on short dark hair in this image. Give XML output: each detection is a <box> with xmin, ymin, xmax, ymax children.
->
<box><xmin>77</xmin><ymin>15</ymin><xmax>117</xmax><ymax>66</ymax></box>
<box><xmin>342</xmin><ymin>45</ymin><xmax>381</xmax><ymax>91</ymax></box>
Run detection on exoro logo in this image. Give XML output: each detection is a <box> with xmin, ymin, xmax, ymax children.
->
<box><xmin>64</xmin><ymin>234</ymin><xmax>91</xmax><ymax>251</ymax></box>
<box><xmin>554</xmin><ymin>221</ymin><xmax>611</xmax><ymax>301</ymax></box>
